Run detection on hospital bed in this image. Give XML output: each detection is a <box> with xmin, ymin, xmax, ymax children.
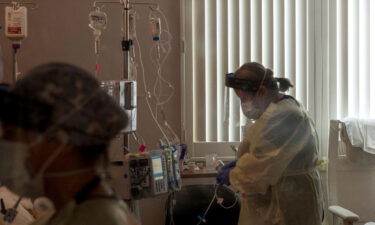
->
<box><xmin>328</xmin><ymin>120</ymin><xmax>375</xmax><ymax>225</ymax></box>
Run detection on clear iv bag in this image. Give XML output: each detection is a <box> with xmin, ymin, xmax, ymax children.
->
<box><xmin>88</xmin><ymin>8</ymin><xmax>108</xmax><ymax>33</ymax></box>
<box><xmin>88</xmin><ymin>8</ymin><xmax>107</xmax><ymax>56</ymax></box>
<box><xmin>149</xmin><ymin>11</ymin><xmax>161</xmax><ymax>41</ymax></box>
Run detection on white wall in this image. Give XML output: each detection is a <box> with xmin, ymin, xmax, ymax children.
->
<box><xmin>0</xmin><ymin>1</ymin><xmax>180</xmax><ymax>225</ymax></box>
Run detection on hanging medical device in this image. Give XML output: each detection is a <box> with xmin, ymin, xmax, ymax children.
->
<box><xmin>0</xmin><ymin>1</ymin><xmax>37</xmax><ymax>82</ymax></box>
<box><xmin>123</xmin><ymin>146</ymin><xmax>182</xmax><ymax>200</ymax></box>
<box><xmin>88</xmin><ymin>7</ymin><xmax>107</xmax><ymax>77</ymax></box>
<box><xmin>4</xmin><ymin>2</ymin><xmax>25</xmax><ymax>82</ymax></box>
<box><xmin>123</xmin><ymin>150</ymin><xmax>169</xmax><ymax>200</ymax></box>
<box><xmin>5</xmin><ymin>4</ymin><xmax>27</xmax><ymax>41</ymax></box>
<box><xmin>100</xmin><ymin>80</ymin><xmax>137</xmax><ymax>133</ymax></box>
<box><xmin>149</xmin><ymin>10</ymin><xmax>162</xmax><ymax>60</ymax></box>
<box><xmin>149</xmin><ymin>11</ymin><xmax>161</xmax><ymax>41</ymax></box>
<box><xmin>162</xmin><ymin>145</ymin><xmax>182</xmax><ymax>191</ymax></box>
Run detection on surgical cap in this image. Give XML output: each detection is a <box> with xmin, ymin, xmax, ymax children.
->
<box><xmin>12</xmin><ymin>63</ymin><xmax>128</xmax><ymax>147</ymax></box>
<box><xmin>0</xmin><ymin>86</ymin><xmax>52</xmax><ymax>132</ymax></box>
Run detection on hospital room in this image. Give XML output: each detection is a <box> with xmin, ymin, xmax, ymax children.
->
<box><xmin>0</xmin><ymin>0</ymin><xmax>374</xmax><ymax>225</ymax></box>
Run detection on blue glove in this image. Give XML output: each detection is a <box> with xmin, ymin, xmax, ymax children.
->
<box><xmin>221</xmin><ymin>160</ymin><xmax>237</xmax><ymax>170</ymax></box>
<box><xmin>216</xmin><ymin>160</ymin><xmax>237</xmax><ymax>185</ymax></box>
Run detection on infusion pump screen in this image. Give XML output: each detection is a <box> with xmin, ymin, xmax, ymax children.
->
<box><xmin>152</xmin><ymin>156</ymin><xmax>164</xmax><ymax>180</ymax></box>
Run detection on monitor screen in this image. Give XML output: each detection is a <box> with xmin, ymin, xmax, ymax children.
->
<box><xmin>152</xmin><ymin>156</ymin><xmax>164</xmax><ymax>180</ymax></box>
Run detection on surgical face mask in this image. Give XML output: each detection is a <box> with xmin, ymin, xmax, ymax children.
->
<box><xmin>0</xmin><ymin>139</ymin><xmax>31</xmax><ymax>196</ymax></box>
<box><xmin>241</xmin><ymin>101</ymin><xmax>263</xmax><ymax>120</ymax></box>
<box><xmin>0</xmin><ymin>137</ymin><xmax>65</xmax><ymax>199</ymax></box>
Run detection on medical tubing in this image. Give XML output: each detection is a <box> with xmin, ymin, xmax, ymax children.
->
<box><xmin>135</xmin><ymin>131</ymin><xmax>146</xmax><ymax>146</ymax></box>
<box><xmin>131</xmin><ymin>132</ymin><xmax>142</xmax><ymax>146</ymax></box>
<box><xmin>12</xmin><ymin>43</ymin><xmax>20</xmax><ymax>82</ymax></box>
<box><xmin>214</xmin><ymin>186</ymin><xmax>238</xmax><ymax>209</ymax></box>
<box><xmin>131</xmin><ymin>7</ymin><xmax>173</xmax><ymax>144</ymax></box>
<box><xmin>160</xmin><ymin>108</ymin><xmax>180</xmax><ymax>144</ymax></box>
<box><xmin>156</xmin><ymin>8</ymin><xmax>170</xmax><ymax>38</ymax></box>
<box><xmin>148</xmin><ymin>9</ymin><xmax>174</xmax><ymax>107</ymax></box>
<box><xmin>128</xmin><ymin>8</ymin><xmax>170</xmax><ymax>145</ymax></box>
<box><xmin>150</xmin><ymin>34</ymin><xmax>174</xmax><ymax>106</ymax></box>
<box><xmin>165</xmin><ymin>192</ymin><xmax>176</xmax><ymax>225</ymax></box>
<box><xmin>196</xmin><ymin>191</ymin><xmax>216</xmax><ymax>225</ymax></box>
<box><xmin>196</xmin><ymin>185</ymin><xmax>238</xmax><ymax>225</ymax></box>
<box><xmin>134</xmin><ymin>36</ymin><xmax>170</xmax><ymax>145</ymax></box>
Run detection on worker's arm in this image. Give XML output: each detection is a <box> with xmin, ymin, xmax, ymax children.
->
<box><xmin>230</xmin><ymin>105</ymin><xmax>315</xmax><ymax>195</ymax></box>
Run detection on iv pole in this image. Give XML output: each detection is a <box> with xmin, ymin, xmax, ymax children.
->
<box><xmin>93</xmin><ymin>0</ymin><xmax>159</xmax><ymax>219</ymax></box>
<box><xmin>121</xmin><ymin>0</ymin><xmax>139</xmax><ymax>218</ymax></box>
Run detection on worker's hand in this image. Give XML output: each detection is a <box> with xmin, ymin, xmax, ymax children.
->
<box><xmin>216</xmin><ymin>160</ymin><xmax>237</xmax><ymax>185</ymax></box>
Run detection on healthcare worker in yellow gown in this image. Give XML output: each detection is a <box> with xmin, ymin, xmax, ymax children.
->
<box><xmin>218</xmin><ymin>62</ymin><xmax>324</xmax><ymax>225</ymax></box>
<box><xmin>0</xmin><ymin>63</ymin><xmax>139</xmax><ymax>225</ymax></box>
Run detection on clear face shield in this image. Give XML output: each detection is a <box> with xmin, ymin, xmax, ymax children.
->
<box><xmin>224</xmin><ymin>71</ymin><xmax>267</xmax><ymax>121</ymax></box>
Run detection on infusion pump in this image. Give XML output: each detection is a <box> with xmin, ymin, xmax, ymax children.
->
<box><xmin>123</xmin><ymin>150</ymin><xmax>169</xmax><ymax>199</ymax></box>
<box><xmin>123</xmin><ymin>148</ymin><xmax>182</xmax><ymax>200</ymax></box>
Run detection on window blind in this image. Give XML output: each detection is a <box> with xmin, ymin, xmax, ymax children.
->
<box><xmin>183</xmin><ymin>0</ymin><xmax>316</xmax><ymax>157</ymax></box>
<box><xmin>183</xmin><ymin>0</ymin><xmax>375</xmax><ymax>157</ymax></box>
<box><xmin>329</xmin><ymin>0</ymin><xmax>375</xmax><ymax>119</ymax></box>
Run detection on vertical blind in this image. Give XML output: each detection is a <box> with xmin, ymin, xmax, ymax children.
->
<box><xmin>184</xmin><ymin>0</ymin><xmax>315</xmax><ymax>144</ymax></box>
<box><xmin>183</xmin><ymin>0</ymin><xmax>375</xmax><ymax>156</ymax></box>
<box><xmin>329</xmin><ymin>0</ymin><xmax>375</xmax><ymax>119</ymax></box>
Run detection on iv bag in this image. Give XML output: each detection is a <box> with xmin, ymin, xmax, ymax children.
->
<box><xmin>149</xmin><ymin>11</ymin><xmax>161</xmax><ymax>41</ymax></box>
<box><xmin>88</xmin><ymin>9</ymin><xmax>107</xmax><ymax>32</ymax></box>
